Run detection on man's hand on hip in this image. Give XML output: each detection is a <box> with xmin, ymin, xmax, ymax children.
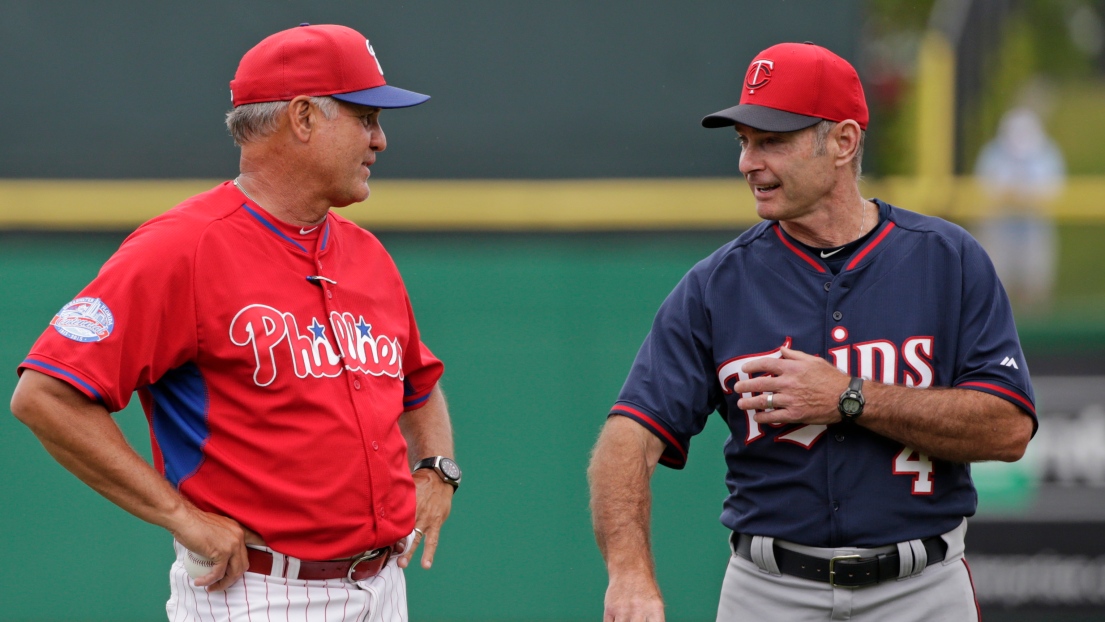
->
<box><xmin>169</xmin><ymin>502</ymin><xmax>260</xmax><ymax>592</ymax></box>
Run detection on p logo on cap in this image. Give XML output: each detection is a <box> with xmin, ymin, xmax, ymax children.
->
<box><xmin>366</xmin><ymin>40</ymin><xmax>384</xmax><ymax>75</ymax></box>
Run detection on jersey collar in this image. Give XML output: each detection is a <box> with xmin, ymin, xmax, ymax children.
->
<box><xmin>238</xmin><ymin>202</ymin><xmax>333</xmax><ymax>256</ymax></box>
<box><xmin>772</xmin><ymin>199</ymin><xmax>896</xmax><ymax>273</ymax></box>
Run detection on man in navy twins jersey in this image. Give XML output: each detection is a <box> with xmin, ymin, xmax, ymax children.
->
<box><xmin>588</xmin><ymin>42</ymin><xmax>1035</xmax><ymax>622</ymax></box>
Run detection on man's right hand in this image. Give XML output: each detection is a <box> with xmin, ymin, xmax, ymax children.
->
<box><xmin>12</xmin><ymin>371</ymin><xmax>259</xmax><ymax>593</ymax></box>
<box><xmin>11</xmin><ymin>372</ymin><xmax>265</xmax><ymax>593</ymax></box>
<box><xmin>169</xmin><ymin>503</ymin><xmax>262</xmax><ymax>591</ymax></box>
<box><xmin>604</xmin><ymin>576</ymin><xmax>665</xmax><ymax>622</ymax></box>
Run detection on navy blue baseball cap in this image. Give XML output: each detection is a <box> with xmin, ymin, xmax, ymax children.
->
<box><xmin>230</xmin><ymin>24</ymin><xmax>429</xmax><ymax>109</ymax></box>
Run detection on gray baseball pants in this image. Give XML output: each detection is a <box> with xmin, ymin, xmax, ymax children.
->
<box><xmin>716</xmin><ymin>519</ymin><xmax>979</xmax><ymax>621</ymax></box>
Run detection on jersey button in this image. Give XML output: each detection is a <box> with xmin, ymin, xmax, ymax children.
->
<box><xmin>327</xmin><ymin>290</ymin><xmax>333</xmax><ymax>300</ymax></box>
<box><xmin>833</xmin><ymin>503</ymin><xmax>840</xmax><ymax>511</ymax></box>
<box><xmin>354</xmin><ymin>380</ymin><xmax>362</xmax><ymax>390</ymax></box>
<box><xmin>835</xmin><ymin>433</ymin><xmax>845</xmax><ymax>442</ymax></box>
<box><xmin>317</xmin><ymin>261</ymin><xmax>323</xmax><ymax>270</ymax></box>
<box><xmin>372</xmin><ymin>441</ymin><xmax>379</xmax><ymax>451</ymax></box>
<box><xmin>833</xmin><ymin>311</ymin><xmax>843</xmax><ymax>321</ymax></box>
<box><xmin>823</xmin><ymin>282</ymin><xmax>831</xmax><ymax>292</ymax></box>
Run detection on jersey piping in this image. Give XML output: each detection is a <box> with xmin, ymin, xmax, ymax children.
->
<box><xmin>403</xmin><ymin>378</ymin><xmax>434</xmax><ymax>410</ymax></box>
<box><xmin>773</xmin><ymin>217</ymin><xmax>898</xmax><ymax>274</ymax></box>
<box><xmin>846</xmin><ymin>222</ymin><xmax>896</xmax><ymax>271</ymax></box>
<box><xmin>320</xmin><ymin>220</ymin><xmax>331</xmax><ymax>251</ymax></box>
<box><xmin>20</xmin><ymin>357</ymin><xmax>103</xmax><ymax>402</ymax></box>
<box><xmin>611</xmin><ymin>403</ymin><xmax>688</xmax><ymax>467</ymax></box>
<box><xmin>773</xmin><ymin>225</ymin><xmax>826</xmax><ymax>273</ymax></box>
<box><xmin>957</xmin><ymin>381</ymin><xmax>1036</xmax><ymax>416</ymax></box>
<box><xmin>239</xmin><ymin>203</ymin><xmax>334</xmax><ymax>255</ymax></box>
<box><xmin>241</xmin><ymin>204</ymin><xmax>310</xmax><ymax>253</ymax></box>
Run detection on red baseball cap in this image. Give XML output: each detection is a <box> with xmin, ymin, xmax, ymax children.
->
<box><xmin>230</xmin><ymin>23</ymin><xmax>429</xmax><ymax>108</ymax></box>
<box><xmin>702</xmin><ymin>42</ymin><xmax>867</xmax><ymax>131</ymax></box>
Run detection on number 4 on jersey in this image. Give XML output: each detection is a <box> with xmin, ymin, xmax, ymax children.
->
<box><xmin>893</xmin><ymin>447</ymin><xmax>934</xmax><ymax>495</ymax></box>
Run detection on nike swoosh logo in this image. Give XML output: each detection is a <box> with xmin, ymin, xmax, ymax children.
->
<box><xmin>299</xmin><ymin>226</ymin><xmax>319</xmax><ymax>235</ymax></box>
<box><xmin>820</xmin><ymin>248</ymin><xmax>844</xmax><ymax>258</ymax></box>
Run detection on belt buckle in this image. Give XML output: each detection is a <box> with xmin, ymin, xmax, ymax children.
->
<box><xmin>828</xmin><ymin>554</ymin><xmax>862</xmax><ymax>588</ymax></box>
<box><xmin>346</xmin><ymin>547</ymin><xmax>387</xmax><ymax>582</ymax></box>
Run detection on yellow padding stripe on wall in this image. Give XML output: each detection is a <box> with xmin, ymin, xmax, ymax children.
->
<box><xmin>1</xmin><ymin>177</ymin><xmax>1103</xmax><ymax>230</ymax></box>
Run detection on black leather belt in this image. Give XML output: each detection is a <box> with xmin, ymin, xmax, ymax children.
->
<box><xmin>733</xmin><ymin>533</ymin><xmax>947</xmax><ymax>588</ymax></box>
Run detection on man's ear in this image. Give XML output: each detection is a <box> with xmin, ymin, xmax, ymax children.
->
<box><xmin>833</xmin><ymin>120</ymin><xmax>862</xmax><ymax>169</ymax></box>
<box><xmin>286</xmin><ymin>96</ymin><xmax>316</xmax><ymax>143</ymax></box>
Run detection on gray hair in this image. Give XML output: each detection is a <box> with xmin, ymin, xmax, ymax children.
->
<box><xmin>811</xmin><ymin>119</ymin><xmax>865</xmax><ymax>180</ymax></box>
<box><xmin>225</xmin><ymin>96</ymin><xmax>341</xmax><ymax>146</ymax></box>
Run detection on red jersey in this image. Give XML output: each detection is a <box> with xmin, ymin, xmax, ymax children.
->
<box><xmin>20</xmin><ymin>181</ymin><xmax>444</xmax><ymax>560</ymax></box>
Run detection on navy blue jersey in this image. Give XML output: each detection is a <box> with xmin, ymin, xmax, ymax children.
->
<box><xmin>612</xmin><ymin>199</ymin><xmax>1036</xmax><ymax>548</ymax></box>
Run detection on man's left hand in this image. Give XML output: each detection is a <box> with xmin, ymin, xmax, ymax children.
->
<box><xmin>733</xmin><ymin>347</ymin><xmax>851</xmax><ymax>425</ymax></box>
<box><xmin>397</xmin><ymin>469</ymin><xmax>454</xmax><ymax>570</ymax></box>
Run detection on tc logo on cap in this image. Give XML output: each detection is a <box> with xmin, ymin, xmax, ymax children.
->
<box><xmin>746</xmin><ymin>59</ymin><xmax>774</xmax><ymax>93</ymax></box>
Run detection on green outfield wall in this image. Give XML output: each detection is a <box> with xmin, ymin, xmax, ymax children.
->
<box><xmin>3</xmin><ymin>230</ymin><xmax>1105</xmax><ymax>621</ymax></box>
<box><xmin>0</xmin><ymin>230</ymin><xmax>742</xmax><ymax>621</ymax></box>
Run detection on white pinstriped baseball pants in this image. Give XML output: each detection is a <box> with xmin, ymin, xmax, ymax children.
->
<box><xmin>167</xmin><ymin>542</ymin><xmax>408</xmax><ymax>622</ymax></box>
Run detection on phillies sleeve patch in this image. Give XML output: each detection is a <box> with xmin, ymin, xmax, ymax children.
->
<box><xmin>50</xmin><ymin>297</ymin><xmax>115</xmax><ymax>342</ymax></box>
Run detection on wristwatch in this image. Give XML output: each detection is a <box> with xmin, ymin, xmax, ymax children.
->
<box><xmin>838</xmin><ymin>377</ymin><xmax>865</xmax><ymax>422</ymax></box>
<box><xmin>413</xmin><ymin>456</ymin><xmax>462</xmax><ymax>492</ymax></box>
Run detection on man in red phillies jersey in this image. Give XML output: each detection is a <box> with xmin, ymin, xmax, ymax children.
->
<box><xmin>589</xmin><ymin>43</ymin><xmax>1036</xmax><ymax>621</ymax></box>
<box><xmin>11</xmin><ymin>23</ymin><xmax>460</xmax><ymax>621</ymax></box>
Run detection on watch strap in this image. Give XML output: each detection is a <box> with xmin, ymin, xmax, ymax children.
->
<box><xmin>413</xmin><ymin>457</ymin><xmax>440</xmax><ymax>472</ymax></box>
<box><xmin>839</xmin><ymin>376</ymin><xmax>865</xmax><ymax>421</ymax></box>
<box><xmin>413</xmin><ymin>456</ymin><xmax>460</xmax><ymax>490</ymax></box>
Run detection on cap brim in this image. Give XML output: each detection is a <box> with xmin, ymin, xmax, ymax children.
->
<box><xmin>332</xmin><ymin>85</ymin><xmax>430</xmax><ymax>109</ymax></box>
<box><xmin>701</xmin><ymin>104</ymin><xmax>821</xmax><ymax>132</ymax></box>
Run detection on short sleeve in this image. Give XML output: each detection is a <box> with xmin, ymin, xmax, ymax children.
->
<box><xmin>952</xmin><ymin>235</ymin><xmax>1037</xmax><ymax>428</ymax></box>
<box><xmin>19</xmin><ymin>221</ymin><xmax>198</xmax><ymax>412</ymax></box>
<box><xmin>611</xmin><ymin>269</ymin><xmax>721</xmax><ymax>468</ymax></box>
<box><xmin>400</xmin><ymin>292</ymin><xmax>444</xmax><ymax>411</ymax></box>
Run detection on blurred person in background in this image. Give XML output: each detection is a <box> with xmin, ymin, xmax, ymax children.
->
<box><xmin>974</xmin><ymin>106</ymin><xmax>1066</xmax><ymax>314</ymax></box>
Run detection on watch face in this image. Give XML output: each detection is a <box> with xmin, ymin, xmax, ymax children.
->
<box><xmin>439</xmin><ymin>458</ymin><xmax>461</xmax><ymax>481</ymax></box>
<box><xmin>841</xmin><ymin>396</ymin><xmax>862</xmax><ymax>415</ymax></box>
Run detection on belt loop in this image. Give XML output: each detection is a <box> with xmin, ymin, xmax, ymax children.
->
<box><xmin>750</xmin><ymin>535</ymin><xmax>781</xmax><ymax>576</ymax></box>
<box><xmin>895</xmin><ymin>540</ymin><xmax>914</xmax><ymax>579</ymax></box>
<box><xmin>270</xmin><ymin>550</ymin><xmax>286</xmax><ymax>578</ymax></box>
<box><xmin>284</xmin><ymin>556</ymin><xmax>301</xmax><ymax>581</ymax></box>
<box><xmin>942</xmin><ymin>518</ymin><xmax>968</xmax><ymax>562</ymax></box>
<box><xmin>907</xmin><ymin>539</ymin><xmax>927</xmax><ymax>576</ymax></box>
